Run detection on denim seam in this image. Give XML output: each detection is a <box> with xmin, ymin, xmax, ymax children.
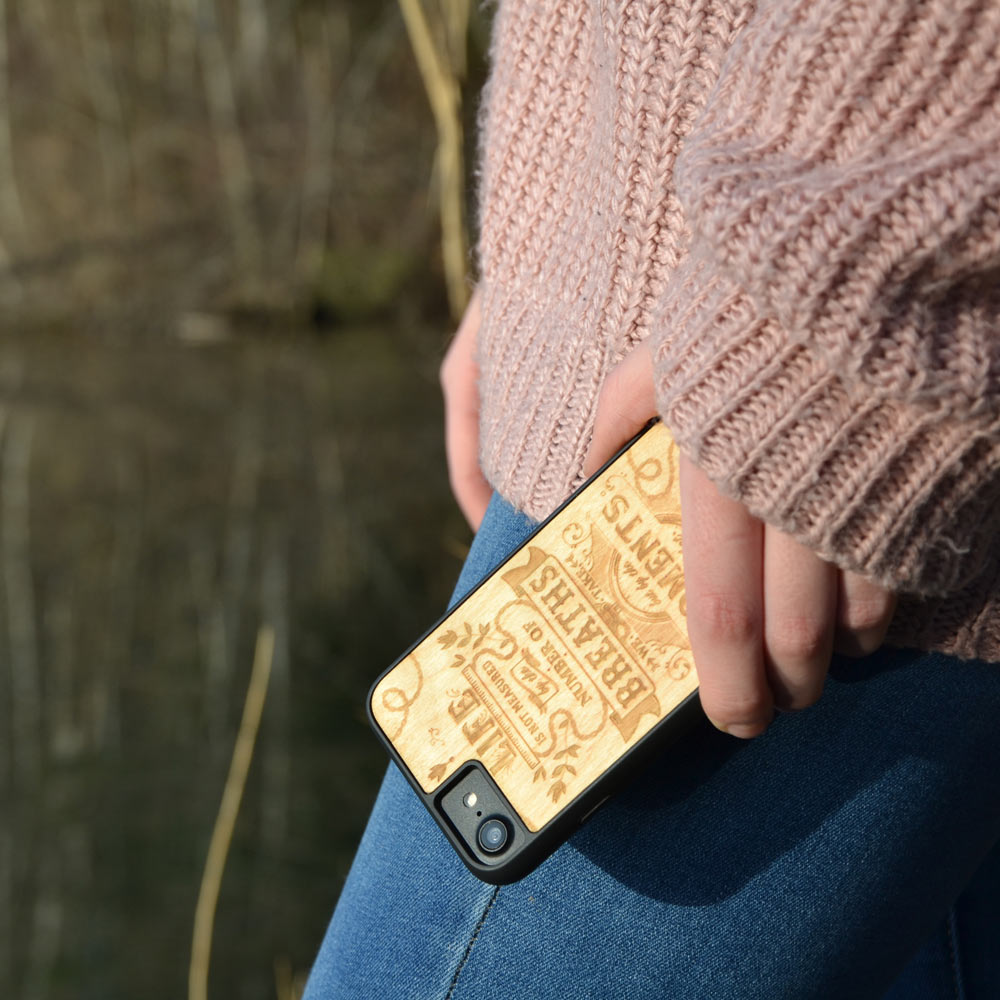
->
<box><xmin>945</xmin><ymin>905</ymin><xmax>966</xmax><ymax>1000</ymax></box>
<box><xmin>444</xmin><ymin>887</ymin><xmax>500</xmax><ymax>1000</ymax></box>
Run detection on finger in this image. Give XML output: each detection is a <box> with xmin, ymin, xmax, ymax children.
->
<box><xmin>834</xmin><ymin>571</ymin><xmax>897</xmax><ymax>657</ymax></box>
<box><xmin>442</xmin><ymin>330</ymin><xmax>490</xmax><ymax>529</ymax></box>
<box><xmin>762</xmin><ymin>524</ymin><xmax>837</xmax><ymax>711</ymax></box>
<box><xmin>445</xmin><ymin>399</ymin><xmax>491</xmax><ymax>530</ymax></box>
<box><xmin>441</xmin><ymin>291</ymin><xmax>491</xmax><ymax>531</ymax></box>
<box><xmin>583</xmin><ymin>341</ymin><xmax>656</xmax><ymax>477</ymax></box>
<box><xmin>680</xmin><ymin>454</ymin><xmax>770</xmax><ymax>739</ymax></box>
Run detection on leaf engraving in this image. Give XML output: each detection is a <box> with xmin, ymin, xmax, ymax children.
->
<box><xmin>473</xmin><ymin>623</ymin><xmax>490</xmax><ymax>649</ymax></box>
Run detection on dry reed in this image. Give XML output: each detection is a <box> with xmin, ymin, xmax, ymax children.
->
<box><xmin>189</xmin><ymin>624</ymin><xmax>275</xmax><ymax>1000</ymax></box>
<box><xmin>398</xmin><ymin>0</ymin><xmax>472</xmax><ymax>320</ymax></box>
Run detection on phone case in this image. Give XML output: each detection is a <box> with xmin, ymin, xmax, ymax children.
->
<box><xmin>367</xmin><ymin>420</ymin><xmax>700</xmax><ymax>883</ymax></box>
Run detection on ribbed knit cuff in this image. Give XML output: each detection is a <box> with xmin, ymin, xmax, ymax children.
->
<box><xmin>652</xmin><ymin>253</ymin><xmax>1000</xmax><ymax>604</ymax></box>
<box><xmin>891</xmin><ymin>563</ymin><xmax>1000</xmax><ymax>662</ymax></box>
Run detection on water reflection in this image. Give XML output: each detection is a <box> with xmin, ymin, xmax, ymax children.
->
<box><xmin>0</xmin><ymin>323</ymin><xmax>466</xmax><ymax>999</ymax></box>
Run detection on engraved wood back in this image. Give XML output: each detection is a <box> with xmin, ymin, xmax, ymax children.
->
<box><xmin>371</xmin><ymin>422</ymin><xmax>695</xmax><ymax>832</ymax></box>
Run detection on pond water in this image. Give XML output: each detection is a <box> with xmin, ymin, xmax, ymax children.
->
<box><xmin>0</xmin><ymin>322</ymin><xmax>468</xmax><ymax>999</ymax></box>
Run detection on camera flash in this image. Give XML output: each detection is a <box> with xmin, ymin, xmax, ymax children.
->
<box><xmin>462</xmin><ymin>792</ymin><xmax>478</xmax><ymax>808</ymax></box>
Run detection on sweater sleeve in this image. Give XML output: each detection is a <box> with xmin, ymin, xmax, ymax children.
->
<box><xmin>652</xmin><ymin>0</ymin><xmax>1000</xmax><ymax>604</ymax></box>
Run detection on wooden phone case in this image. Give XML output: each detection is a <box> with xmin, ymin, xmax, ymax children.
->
<box><xmin>367</xmin><ymin>420</ymin><xmax>700</xmax><ymax>883</ymax></box>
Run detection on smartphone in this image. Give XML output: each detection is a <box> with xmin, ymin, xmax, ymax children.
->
<box><xmin>367</xmin><ymin>420</ymin><xmax>700</xmax><ymax>884</ymax></box>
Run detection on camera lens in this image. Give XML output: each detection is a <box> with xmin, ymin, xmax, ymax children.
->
<box><xmin>476</xmin><ymin>817</ymin><xmax>510</xmax><ymax>855</ymax></box>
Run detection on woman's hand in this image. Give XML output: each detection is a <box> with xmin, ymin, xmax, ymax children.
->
<box><xmin>583</xmin><ymin>341</ymin><xmax>896</xmax><ymax>738</ymax></box>
<box><xmin>441</xmin><ymin>289</ymin><xmax>492</xmax><ymax>532</ymax></box>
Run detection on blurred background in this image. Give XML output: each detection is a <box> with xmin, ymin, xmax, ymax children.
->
<box><xmin>0</xmin><ymin>1</ymin><xmax>490</xmax><ymax>996</ymax></box>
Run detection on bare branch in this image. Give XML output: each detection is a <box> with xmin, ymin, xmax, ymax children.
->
<box><xmin>293</xmin><ymin>6</ymin><xmax>343</xmax><ymax>282</ymax></box>
<box><xmin>20</xmin><ymin>857</ymin><xmax>62</xmax><ymax>1000</ymax></box>
<box><xmin>73</xmin><ymin>0</ymin><xmax>133</xmax><ymax>214</ymax></box>
<box><xmin>197</xmin><ymin>0</ymin><xmax>261</xmax><ymax>277</ymax></box>
<box><xmin>188</xmin><ymin>538</ymin><xmax>229</xmax><ymax>744</ymax></box>
<box><xmin>169</xmin><ymin>0</ymin><xmax>198</xmax><ymax>88</ymax></box>
<box><xmin>236</xmin><ymin>0</ymin><xmax>269</xmax><ymax>98</ymax></box>
<box><xmin>0</xmin><ymin>0</ymin><xmax>25</xmax><ymax>242</ymax></box>
<box><xmin>0</xmin><ymin>830</ymin><xmax>10</xmax><ymax>997</ymax></box>
<box><xmin>45</xmin><ymin>585</ymin><xmax>85</xmax><ymax>760</ymax></box>
<box><xmin>3</xmin><ymin>411</ymin><xmax>40</xmax><ymax>789</ymax></box>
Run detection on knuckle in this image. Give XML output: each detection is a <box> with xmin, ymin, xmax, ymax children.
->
<box><xmin>439</xmin><ymin>351</ymin><xmax>458</xmax><ymax>391</ymax></box>
<box><xmin>766</xmin><ymin>615</ymin><xmax>831</xmax><ymax>665</ymax></box>
<box><xmin>838</xmin><ymin>595</ymin><xmax>893</xmax><ymax>635</ymax></box>
<box><xmin>448</xmin><ymin>464</ymin><xmax>485</xmax><ymax>504</ymax></box>
<box><xmin>604</xmin><ymin>361</ymin><xmax>625</xmax><ymax>397</ymax></box>
<box><xmin>448</xmin><ymin>466</ymin><xmax>472</xmax><ymax>497</ymax></box>
<box><xmin>689</xmin><ymin>591</ymin><xmax>759</xmax><ymax>646</ymax></box>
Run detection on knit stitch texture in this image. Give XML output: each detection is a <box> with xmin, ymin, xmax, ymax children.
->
<box><xmin>474</xmin><ymin>0</ymin><xmax>1000</xmax><ymax>660</ymax></box>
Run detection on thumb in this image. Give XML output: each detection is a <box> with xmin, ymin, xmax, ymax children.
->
<box><xmin>583</xmin><ymin>340</ymin><xmax>657</xmax><ymax>477</ymax></box>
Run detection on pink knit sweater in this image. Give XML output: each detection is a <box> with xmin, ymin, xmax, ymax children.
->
<box><xmin>474</xmin><ymin>0</ymin><xmax>1000</xmax><ymax>660</ymax></box>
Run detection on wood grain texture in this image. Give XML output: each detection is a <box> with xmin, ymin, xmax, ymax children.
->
<box><xmin>371</xmin><ymin>422</ymin><xmax>696</xmax><ymax>832</ymax></box>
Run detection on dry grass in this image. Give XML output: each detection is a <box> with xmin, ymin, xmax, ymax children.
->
<box><xmin>397</xmin><ymin>0</ymin><xmax>472</xmax><ymax>320</ymax></box>
<box><xmin>189</xmin><ymin>625</ymin><xmax>274</xmax><ymax>1000</ymax></box>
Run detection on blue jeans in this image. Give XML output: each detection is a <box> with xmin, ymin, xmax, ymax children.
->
<box><xmin>305</xmin><ymin>494</ymin><xmax>1000</xmax><ymax>999</ymax></box>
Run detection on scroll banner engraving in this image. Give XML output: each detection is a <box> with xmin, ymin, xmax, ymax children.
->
<box><xmin>371</xmin><ymin>422</ymin><xmax>697</xmax><ymax>832</ymax></box>
<box><xmin>501</xmin><ymin>549</ymin><xmax>662</xmax><ymax>742</ymax></box>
